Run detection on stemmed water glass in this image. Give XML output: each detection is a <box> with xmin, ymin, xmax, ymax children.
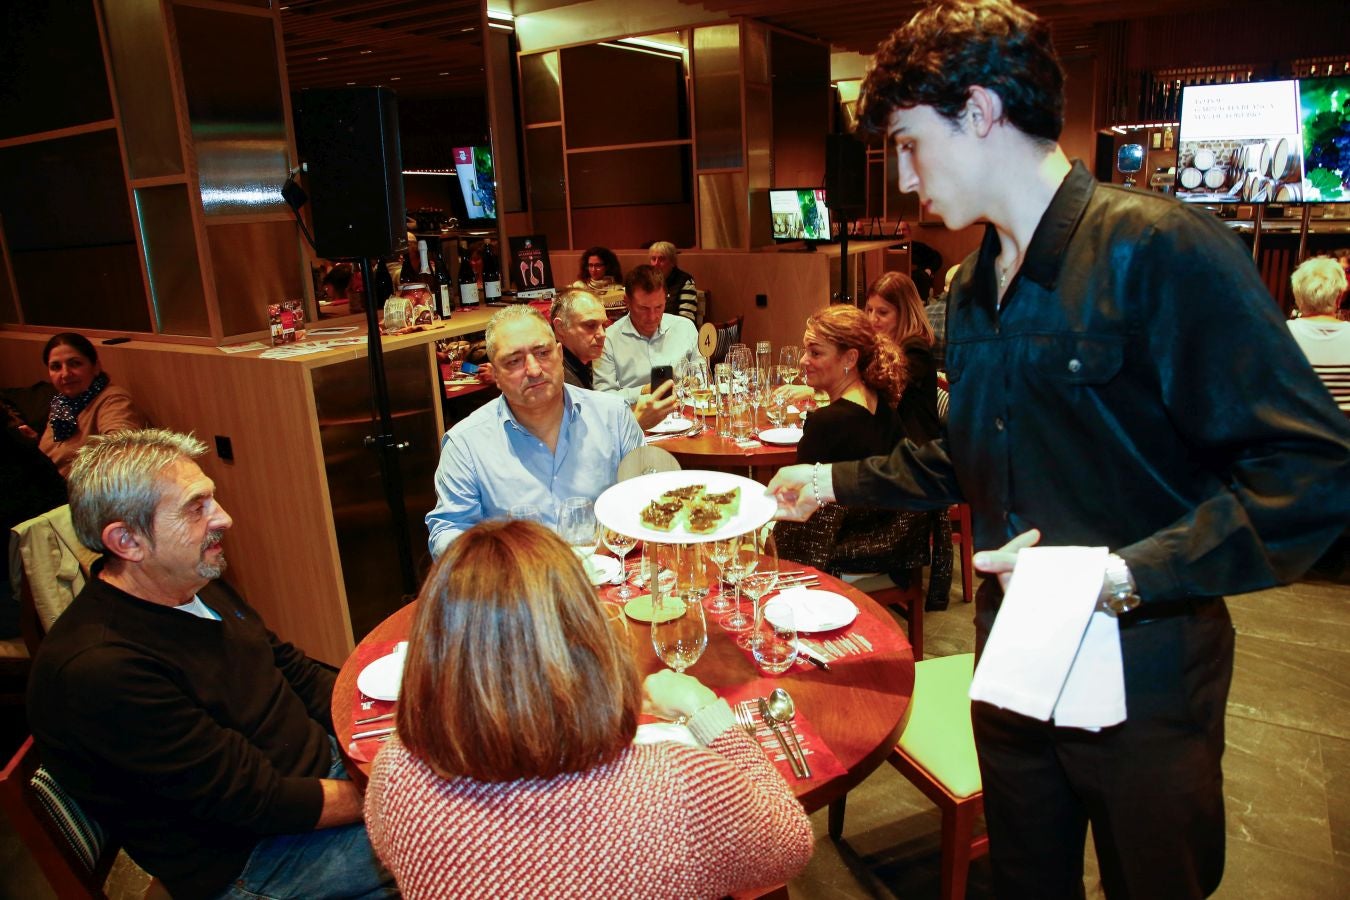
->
<box><xmin>706</xmin><ymin>537</ymin><xmax>736</xmax><ymax>614</ymax></box>
<box><xmin>559</xmin><ymin>497</ymin><xmax>598</xmax><ymax>559</ymax></box>
<box><xmin>650</xmin><ymin>550</ymin><xmax>707</xmax><ymax>674</ymax></box>
<box><xmin>680</xmin><ymin>359</ymin><xmax>712</xmax><ymax>434</ymax></box>
<box><xmin>721</xmin><ymin>531</ymin><xmax>759</xmax><ymax>632</ymax></box>
<box><xmin>737</xmin><ymin>527</ymin><xmax>779</xmax><ymax>648</ymax></box>
<box><xmin>603</xmin><ymin>527</ymin><xmax>638</xmax><ymax>600</ymax></box>
<box><xmin>779</xmin><ymin>347</ymin><xmax>801</xmax><ymax>384</ymax></box>
<box><xmin>745</xmin><ymin>367</ymin><xmax>767</xmax><ymax>436</ymax></box>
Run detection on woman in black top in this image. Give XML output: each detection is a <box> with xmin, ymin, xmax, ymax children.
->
<box><xmin>863</xmin><ymin>271</ymin><xmax>941</xmax><ymax>443</ymax></box>
<box><xmin>795</xmin><ymin>304</ymin><xmax>907</xmax><ymax>464</ymax></box>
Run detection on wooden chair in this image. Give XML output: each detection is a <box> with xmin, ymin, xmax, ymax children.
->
<box><xmin>829</xmin><ymin>654</ymin><xmax>987</xmax><ymax>900</ymax></box>
<box><xmin>843</xmin><ymin>571</ymin><xmax>924</xmax><ymax>661</ymax></box>
<box><xmin>709</xmin><ymin>314</ymin><xmax>743</xmax><ymax>367</ymax></box>
<box><xmin>936</xmin><ymin>386</ymin><xmax>973</xmax><ymax>605</ymax></box>
<box><xmin>0</xmin><ymin>737</ymin><xmax>119</xmax><ymax>898</ymax></box>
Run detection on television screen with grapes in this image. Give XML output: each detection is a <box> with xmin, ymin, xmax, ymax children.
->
<box><xmin>452</xmin><ymin>146</ymin><xmax>498</xmax><ymax>222</ymax></box>
<box><xmin>1298</xmin><ymin>76</ymin><xmax>1350</xmax><ymax>203</ymax></box>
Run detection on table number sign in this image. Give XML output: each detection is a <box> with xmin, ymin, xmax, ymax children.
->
<box><xmin>698</xmin><ymin>322</ymin><xmax>718</xmax><ymax>359</ymax></box>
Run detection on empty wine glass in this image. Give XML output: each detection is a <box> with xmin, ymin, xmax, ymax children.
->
<box><xmin>737</xmin><ymin>527</ymin><xmax>779</xmax><ymax>648</ymax></box>
<box><xmin>559</xmin><ymin>497</ymin><xmax>598</xmax><ymax>559</ymax></box>
<box><xmin>510</xmin><ymin>504</ymin><xmax>544</xmax><ymax>524</ymax></box>
<box><xmin>779</xmin><ymin>347</ymin><xmax>801</xmax><ymax>384</ymax></box>
<box><xmin>706</xmin><ymin>537</ymin><xmax>736</xmax><ymax>614</ymax></box>
<box><xmin>721</xmin><ymin>532</ymin><xmax>759</xmax><ymax>632</ymax></box>
<box><xmin>650</xmin><ymin>590</ymin><xmax>707</xmax><ymax>674</ymax></box>
<box><xmin>603</xmin><ymin>527</ymin><xmax>638</xmax><ymax>599</ymax></box>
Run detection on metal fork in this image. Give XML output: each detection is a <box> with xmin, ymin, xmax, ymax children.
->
<box><xmin>734</xmin><ymin>701</ymin><xmax>758</xmax><ymax>736</ymax></box>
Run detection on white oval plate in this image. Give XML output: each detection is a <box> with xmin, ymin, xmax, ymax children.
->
<box><xmin>764</xmin><ymin>589</ymin><xmax>859</xmax><ymax>633</ymax></box>
<box><xmin>595</xmin><ymin>470</ymin><xmax>775</xmax><ymax>543</ymax></box>
<box><xmin>585</xmin><ymin>554</ymin><xmax>622</xmax><ymax>586</ymax></box>
<box><xmin>646</xmin><ymin>415</ymin><xmax>694</xmax><ymax>435</ymax></box>
<box><xmin>356</xmin><ymin>652</ymin><xmax>405</xmax><ymax>702</ymax></box>
<box><xmin>758</xmin><ymin>427</ymin><xmax>803</xmax><ymax>446</ymax></box>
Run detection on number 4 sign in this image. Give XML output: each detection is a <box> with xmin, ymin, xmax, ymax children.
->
<box><xmin>697</xmin><ymin>323</ymin><xmax>717</xmax><ymax>359</ymax></box>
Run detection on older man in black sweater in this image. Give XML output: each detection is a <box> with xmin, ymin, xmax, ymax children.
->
<box><xmin>27</xmin><ymin>429</ymin><xmax>396</xmax><ymax>899</ymax></box>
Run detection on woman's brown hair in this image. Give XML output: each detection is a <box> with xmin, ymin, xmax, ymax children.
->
<box><xmin>396</xmin><ymin>519</ymin><xmax>641</xmax><ymax>781</ymax></box>
<box><xmin>867</xmin><ymin>271</ymin><xmax>935</xmax><ymax>348</ymax></box>
<box><xmin>806</xmin><ymin>304</ymin><xmax>907</xmax><ymax>407</ymax></box>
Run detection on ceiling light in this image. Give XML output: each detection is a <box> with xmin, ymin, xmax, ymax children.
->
<box><xmin>439</xmin><ymin>72</ymin><xmax>449</xmax><ymax>76</ymax></box>
<box><xmin>316</xmin><ymin>56</ymin><xmax>328</xmax><ymax>61</ymax></box>
<box><xmin>486</xmin><ymin>9</ymin><xmax>514</xmax><ymax>23</ymax></box>
<box><xmin>360</xmin><ymin>49</ymin><xmax>373</xmax><ymax>55</ymax></box>
<box><xmin>488</xmin><ymin>22</ymin><xmax>513</xmax><ymax>31</ymax></box>
<box><xmin>618</xmin><ymin>36</ymin><xmax>685</xmax><ymax>55</ymax></box>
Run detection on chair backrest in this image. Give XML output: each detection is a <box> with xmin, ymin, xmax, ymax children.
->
<box><xmin>709</xmin><ymin>315</ymin><xmax>743</xmax><ymax>368</ymax></box>
<box><xmin>0</xmin><ymin>737</ymin><xmax>116</xmax><ymax>898</ymax></box>
<box><xmin>694</xmin><ymin>288</ymin><xmax>709</xmax><ymax>327</ymax></box>
<box><xmin>9</xmin><ymin>505</ymin><xmax>102</xmax><ymax>654</ymax></box>
<box><xmin>936</xmin><ymin>385</ymin><xmax>950</xmax><ymax>425</ymax></box>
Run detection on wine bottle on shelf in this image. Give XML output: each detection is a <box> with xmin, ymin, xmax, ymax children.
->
<box><xmin>458</xmin><ymin>247</ymin><xmax>481</xmax><ymax>307</ymax></box>
<box><xmin>432</xmin><ymin>251</ymin><xmax>453</xmax><ymax>319</ymax></box>
<box><xmin>482</xmin><ymin>242</ymin><xmax>502</xmax><ymax>302</ymax></box>
<box><xmin>398</xmin><ymin>247</ymin><xmax>417</xmax><ymax>284</ymax></box>
<box><xmin>373</xmin><ymin>257</ymin><xmax>395</xmax><ymax>304</ymax></box>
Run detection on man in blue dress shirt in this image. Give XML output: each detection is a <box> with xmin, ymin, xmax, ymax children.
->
<box><xmin>594</xmin><ymin>265</ymin><xmax>701</xmax><ymax>403</ymax></box>
<box><xmin>426</xmin><ymin>305</ymin><xmax>643</xmax><ymax>557</ymax></box>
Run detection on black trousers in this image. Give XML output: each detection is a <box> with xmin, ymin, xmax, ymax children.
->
<box><xmin>972</xmin><ymin>583</ymin><xmax>1236</xmax><ymax>899</ymax></box>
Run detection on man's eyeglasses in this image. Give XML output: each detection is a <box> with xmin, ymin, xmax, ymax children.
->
<box><xmin>498</xmin><ymin>342</ymin><xmax>558</xmax><ymax>373</ymax></box>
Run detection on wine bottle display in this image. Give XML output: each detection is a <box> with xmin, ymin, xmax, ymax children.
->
<box><xmin>433</xmin><ymin>251</ymin><xmax>453</xmax><ymax>318</ymax></box>
<box><xmin>458</xmin><ymin>247</ymin><xmax>481</xmax><ymax>307</ymax></box>
<box><xmin>482</xmin><ymin>242</ymin><xmax>502</xmax><ymax>301</ymax></box>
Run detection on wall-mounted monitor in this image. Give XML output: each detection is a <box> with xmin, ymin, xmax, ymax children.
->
<box><xmin>1175</xmin><ymin>76</ymin><xmax>1350</xmax><ymax>205</ymax></box>
<box><xmin>453</xmin><ymin>146</ymin><xmax>497</xmax><ymax>222</ymax></box>
<box><xmin>1299</xmin><ymin>75</ymin><xmax>1350</xmax><ymax>203</ymax></box>
<box><xmin>1176</xmin><ymin>79</ymin><xmax>1302</xmax><ymax>203</ymax></box>
<box><xmin>770</xmin><ymin>188</ymin><xmax>832</xmax><ymax>241</ymax></box>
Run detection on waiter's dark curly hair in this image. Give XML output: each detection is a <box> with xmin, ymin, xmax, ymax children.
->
<box><xmin>857</xmin><ymin>0</ymin><xmax>1064</xmax><ymax>145</ymax></box>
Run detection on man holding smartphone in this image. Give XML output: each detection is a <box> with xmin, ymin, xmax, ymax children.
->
<box><xmin>594</xmin><ymin>265</ymin><xmax>701</xmax><ymax>405</ymax></box>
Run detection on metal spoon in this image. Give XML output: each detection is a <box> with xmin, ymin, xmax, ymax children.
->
<box><xmin>767</xmin><ymin>688</ymin><xmax>811</xmax><ymax>777</ymax></box>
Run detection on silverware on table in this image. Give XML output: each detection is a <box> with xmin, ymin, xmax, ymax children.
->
<box><xmin>757</xmin><ymin>697</ymin><xmax>807</xmax><ymax>779</ymax></box>
<box><xmin>794</xmin><ymin>641</ymin><xmax>831</xmax><ymax>671</ymax></box>
<box><xmin>351</xmin><ymin>725</ymin><xmax>396</xmax><ymax>741</ymax></box>
<box><xmin>355</xmin><ymin>711</ymin><xmax>395</xmax><ymax>726</ymax></box>
<box><xmin>767</xmin><ymin>689</ymin><xmax>812</xmax><ymax>778</ymax></box>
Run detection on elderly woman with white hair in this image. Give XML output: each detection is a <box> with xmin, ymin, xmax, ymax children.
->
<box><xmin>1289</xmin><ymin>255</ymin><xmax>1350</xmax><ymax>413</ymax></box>
<box><xmin>648</xmin><ymin>240</ymin><xmax>698</xmax><ymax>322</ymax></box>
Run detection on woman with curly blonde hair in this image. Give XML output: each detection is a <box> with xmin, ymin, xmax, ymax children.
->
<box><xmin>863</xmin><ymin>271</ymin><xmax>941</xmax><ymax>441</ymax></box>
<box><xmin>796</xmin><ymin>303</ymin><xmax>907</xmax><ymax>462</ymax></box>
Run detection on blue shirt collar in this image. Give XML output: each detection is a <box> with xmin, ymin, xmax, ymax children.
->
<box><xmin>495</xmin><ymin>382</ymin><xmax>582</xmax><ymax>434</ymax></box>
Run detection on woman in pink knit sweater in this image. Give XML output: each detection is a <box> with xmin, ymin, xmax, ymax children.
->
<box><xmin>364</xmin><ymin>519</ymin><xmax>814</xmax><ymax>899</ymax></box>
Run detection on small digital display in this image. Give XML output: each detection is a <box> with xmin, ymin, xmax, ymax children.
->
<box><xmin>770</xmin><ymin>188</ymin><xmax>832</xmax><ymax>241</ymax></box>
<box><xmin>1175</xmin><ymin>80</ymin><xmax>1302</xmax><ymax>204</ymax></box>
<box><xmin>453</xmin><ymin>146</ymin><xmax>497</xmax><ymax>221</ymax></box>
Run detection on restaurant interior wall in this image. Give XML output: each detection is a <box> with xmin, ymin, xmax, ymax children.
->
<box><xmin>0</xmin><ymin>0</ymin><xmax>304</xmax><ymax>344</ymax></box>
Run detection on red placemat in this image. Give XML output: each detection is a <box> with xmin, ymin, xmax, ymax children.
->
<box><xmin>346</xmin><ymin>640</ymin><xmax>400</xmax><ymax>763</ymax></box>
<box><xmin>719</xmin><ymin>679</ymin><xmax>845</xmax><ymax>785</ymax></box>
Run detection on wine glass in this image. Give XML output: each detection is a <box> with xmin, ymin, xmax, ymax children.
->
<box><xmin>706</xmin><ymin>537</ymin><xmax>736</xmax><ymax>614</ymax></box>
<box><xmin>510</xmin><ymin>503</ymin><xmax>544</xmax><ymax>524</ymax></box>
<box><xmin>650</xmin><ymin>589</ymin><xmax>707</xmax><ymax>674</ymax></box>
<box><xmin>603</xmin><ymin>527</ymin><xmax>638</xmax><ymax>599</ymax></box>
<box><xmin>779</xmin><ymin>347</ymin><xmax>801</xmax><ymax>384</ymax></box>
<box><xmin>737</xmin><ymin>527</ymin><xmax>779</xmax><ymax>648</ymax></box>
<box><xmin>559</xmin><ymin>497</ymin><xmax>598</xmax><ymax>560</ymax></box>
<box><xmin>721</xmin><ymin>532</ymin><xmax>759</xmax><ymax>632</ymax></box>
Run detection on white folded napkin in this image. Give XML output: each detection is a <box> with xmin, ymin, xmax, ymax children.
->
<box><xmin>969</xmin><ymin>546</ymin><xmax>1126</xmax><ymax>731</ymax></box>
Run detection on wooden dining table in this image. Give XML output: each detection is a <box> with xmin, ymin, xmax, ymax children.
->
<box><xmin>647</xmin><ymin>406</ymin><xmax>800</xmax><ymax>483</ymax></box>
<box><xmin>332</xmin><ymin>566</ymin><xmax>915</xmax><ymax>814</ymax></box>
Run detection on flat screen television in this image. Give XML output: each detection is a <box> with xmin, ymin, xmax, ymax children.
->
<box><xmin>770</xmin><ymin>188</ymin><xmax>832</xmax><ymax>241</ymax></box>
<box><xmin>1175</xmin><ymin>79</ymin><xmax>1302</xmax><ymax>203</ymax></box>
<box><xmin>1298</xmin><ymin>75</ymin><xmax>1350</xmax><ymax>203</ymax></box>
<box><xmin>452</xmin><ymin>146</ymin><xmax>497</xmax><ymax>222</ymax></box>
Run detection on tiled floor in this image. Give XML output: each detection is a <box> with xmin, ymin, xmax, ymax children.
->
<box><xmin>3</xmin><ymin>568</ymin><xmax>1347</xmax><ymax>899</ymax></box>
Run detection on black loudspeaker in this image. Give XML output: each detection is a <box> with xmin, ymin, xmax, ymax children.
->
<box><xmin>298</xmin><ymin>87</ymin><xmax>405</xmax><ymax>260</ymax></box>
<box><xmin>825</xmin><ymin>133</ymin><xmax>867</xmax><ymax>215</ymax></box>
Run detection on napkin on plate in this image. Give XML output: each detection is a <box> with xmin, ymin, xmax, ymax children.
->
<box><xmin>968</xmin><ymin>546</ymin><xmax>1125</xmax><ymax>730</ymax></box>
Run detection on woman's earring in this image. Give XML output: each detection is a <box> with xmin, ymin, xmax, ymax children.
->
<box><xmin>843</xmin><ymin>365</ymin><xmax>850</xmax><ymax>375</ymax></box>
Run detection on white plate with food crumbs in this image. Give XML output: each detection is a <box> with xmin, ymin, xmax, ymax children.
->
<box><xmin>595</xmin><ymin>470</ymin><xmax>775</xmax><ymax>543</ymax></box>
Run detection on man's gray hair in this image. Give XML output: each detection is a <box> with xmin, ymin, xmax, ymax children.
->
<box><xmin>69</xmin><ymin>429</ymin><xmax>208</xmax><ymax>551</ymax></box>
<box><xmin>485</xmin><ymin>304</ymin><xmax>552</xmax><ymax>359</ymax></box>
<box><xmin>649</xmin><ymin>241</ymin><xmax>677</xmax><ymax>262</ymax></box>
<box><xmin>1290</xmin><ymin>256</ymin><xmax>1347</xmax><ymax>317</ymax></box>
<box><xmin>549</xmin><ymin>289</ymin><xmax>604</xmax><ymax>328</ymax></box>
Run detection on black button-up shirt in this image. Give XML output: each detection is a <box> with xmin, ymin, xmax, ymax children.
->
<box><xmin>833</xmin><ymin>161</ymin><xmax>1350</xmax><ymax>605</ymax></box>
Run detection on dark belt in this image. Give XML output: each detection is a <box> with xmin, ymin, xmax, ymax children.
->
<box><xmin>1118</xmin><ymin>594</ymin><xmax>1222</xmax><ymax>628</ymax></box>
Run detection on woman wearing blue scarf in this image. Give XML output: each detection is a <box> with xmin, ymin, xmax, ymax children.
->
<box><xmin>38</xmin><ymin>333</ymin><xmax>147</xmax><ymax>477</ymax></box>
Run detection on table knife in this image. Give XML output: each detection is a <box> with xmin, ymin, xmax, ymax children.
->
<box><xmin>795</xmin><ymin>641</ymin><xmax>831</xmax><ymax>671</ymax></box>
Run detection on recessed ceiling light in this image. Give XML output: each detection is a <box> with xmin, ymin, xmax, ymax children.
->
<box><xmin>316</xmin><ymin>56</ymin><xmax>328</xmax><ymax>61</ymax></box>
<box><xmin>360</xmin><ymin>49</ymin><xmax>373</xmax><ymax>55</ymax></box>
<box><xmin>390</xmin><ymin>76</ymin><xmax>400</xmax><ymax>81</ymax></box>
<box><xmin>347</xmin><ymin>82</ymin><xmax>356</xmax><ymax>85</ymax></box>
<box><xmin>439</xmin><ymin>72</ymin><xmax>449</xmax><ymax>76</ymax></box>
